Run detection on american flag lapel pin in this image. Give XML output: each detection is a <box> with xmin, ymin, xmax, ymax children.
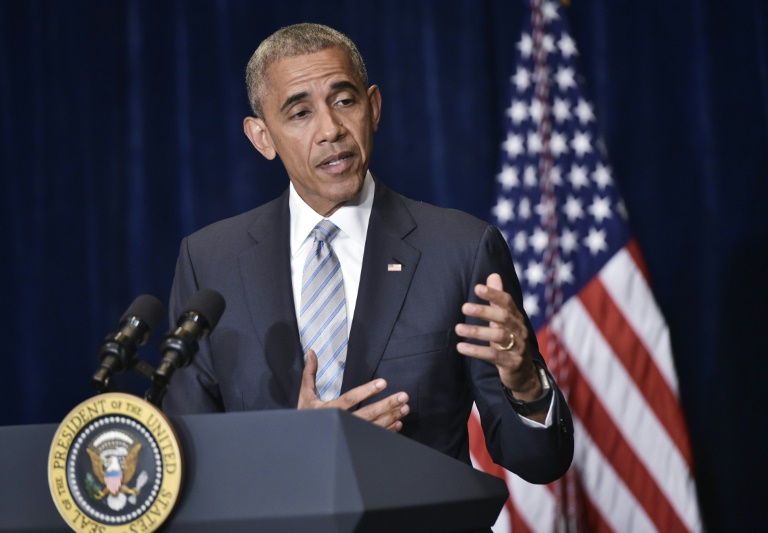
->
<box><xmin>387</xmin><ymin>263</ymin><xmax>402</xmax><ymax>272</ymax></box>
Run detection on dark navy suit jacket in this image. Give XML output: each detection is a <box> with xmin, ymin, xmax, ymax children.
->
<box><xmin>163</xmin><ymin>178</ymin><xmax>573</xmax><ymax>483</ymax></box>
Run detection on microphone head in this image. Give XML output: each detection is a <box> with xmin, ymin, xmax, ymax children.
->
<box><xmin>183</xmin><ymin>288</ymin><xmax>226</xmax><ymax>331</ymax></box>
<box><xmin>93</xmin><ymin>294</ymin><xmax>165</xmax><ymax>392</ymax></box>
<box><xmin>121</xmin><ymin>294</ymin><xmax>165</xmax><ymax>332</ymax></box>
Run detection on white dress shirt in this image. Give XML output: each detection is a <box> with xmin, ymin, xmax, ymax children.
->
<box><xmin>289</xmin><ymin>172</ymin><xmax>374</xmax><ymax>333</ymax></box>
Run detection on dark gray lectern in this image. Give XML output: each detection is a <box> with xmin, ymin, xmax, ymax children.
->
<box><xmin>0</xmin><ymin>409</ymin><xmax>508</xmax><ymax>532</ymax></box>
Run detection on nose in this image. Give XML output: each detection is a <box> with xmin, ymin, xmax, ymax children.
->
<box><xmin>316</xmin><ymin>106</ymin><xmax>345</xmax><ymax>144</ymax></box>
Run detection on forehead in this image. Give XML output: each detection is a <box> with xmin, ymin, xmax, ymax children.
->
<box><xmin>264</xmin><ymin>47</ymin><xmax>360</xmax><ymax>101</ymax></box>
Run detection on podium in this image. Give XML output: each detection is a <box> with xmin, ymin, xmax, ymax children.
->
<box><xmin>0</xmin><ymin>409</ymin><xmax>508</xmax><ymax>532</ymax></box>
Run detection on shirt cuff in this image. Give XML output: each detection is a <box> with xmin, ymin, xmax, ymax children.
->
<box><xmin>516</xmin><ymin>393</ymin><xmax>555</xmax><ymax>428</ymax></box>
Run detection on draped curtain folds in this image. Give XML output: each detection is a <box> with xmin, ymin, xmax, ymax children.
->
<box><xmin>1</xmin><ymin>1</ymin><xmax>766</xmax><ymax>531</ymax></box>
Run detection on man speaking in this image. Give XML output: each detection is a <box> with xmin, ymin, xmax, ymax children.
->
<box><xmin>163</xmin><ymin>23</ymin><xmax>573</xmax><ymax>483</ymax></box>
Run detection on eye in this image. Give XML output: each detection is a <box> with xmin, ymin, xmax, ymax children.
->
<box><xmin>290</xmin><ymin>109</ymin><xmax>310</xmax><ymax>120</ymax></box>
<box><xmin>334</xmin><ymin>94</ymin><xmax>356</xmax><ymax>107</ymax></box>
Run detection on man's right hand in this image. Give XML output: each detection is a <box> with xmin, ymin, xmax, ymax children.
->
<box><xmin>298</xmin><ymin>350</ymin><xmax>409</xmax><ymax>432</ymax></box>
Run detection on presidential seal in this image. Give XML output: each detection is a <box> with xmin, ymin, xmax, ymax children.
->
<box><xmin>48</xmin><ymin>393</ymin><xmax>182</xmax><ymax>532</ymax></box>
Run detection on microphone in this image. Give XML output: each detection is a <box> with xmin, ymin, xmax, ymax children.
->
<box><xmin>92</xmin><ymin>294</ymin><xmax>165</xmax><ymax>392</ymax></box>
<box><xmin>147</xmin><ymin>288</ymin><xmax>225</xmax><ymax>405</ymax></box>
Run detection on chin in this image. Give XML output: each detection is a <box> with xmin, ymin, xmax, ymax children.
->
<box><xmin>333</xmin><ymin>172</ymin><xmax>365</xmax><ymax>193</ymax></box>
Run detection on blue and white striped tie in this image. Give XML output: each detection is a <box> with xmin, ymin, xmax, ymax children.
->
<box><xmin>299</xmin><ymin>220</ymin><xmax>348</xmax><ymax>401</ymax></box>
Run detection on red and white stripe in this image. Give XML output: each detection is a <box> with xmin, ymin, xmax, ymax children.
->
<box><xmin>470</xmin><ymin>241</ymin><xmax>701</xmax><ymax>532</ymax></box>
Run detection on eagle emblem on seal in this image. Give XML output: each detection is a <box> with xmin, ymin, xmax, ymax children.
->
<box><xmin>85</xmin><ymin>430</ymin><xmax>149</xmax><ymax>511</ymax></box>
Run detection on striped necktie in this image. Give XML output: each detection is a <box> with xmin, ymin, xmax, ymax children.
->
<box><xmin>299</xmin><ymin>219</ymin><xmax>348</xmax><ymax>401</ymax></box>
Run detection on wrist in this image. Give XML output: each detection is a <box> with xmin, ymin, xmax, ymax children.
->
<box><xmin>502</xmin><ymin>360</ymin><xmax>541</xmax><ymax>400</ymax></box>
<box><xmin>503</xmin><ymin>360</ymin><xmax>553</xmax><ymax>416</ymax></box>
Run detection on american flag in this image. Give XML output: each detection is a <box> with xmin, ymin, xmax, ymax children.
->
<box><xmin>470</xmin><ymin>1</ymin><xmax>702</xmax><ymax>531</ymax></box>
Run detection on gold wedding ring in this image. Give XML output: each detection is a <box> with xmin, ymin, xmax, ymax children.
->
<box><xmin>499</xmin><ymin>332</ymin><xmax>516</xmax><ymax>351</ymax></box>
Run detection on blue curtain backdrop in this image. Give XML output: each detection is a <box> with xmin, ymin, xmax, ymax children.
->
<box><xmin>1</xmin><ymin>1</ymin><xmax>766</xmax><ymax>531</ymax></box>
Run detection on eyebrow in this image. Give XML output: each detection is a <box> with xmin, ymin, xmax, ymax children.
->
<box><xmin>330</xmin><ymin>80</ymin><xmax>360</xmax><ymax>95</ymax></box>
<box><xmin>278</xmin><ymin>80</ymin><xmax>361</xmax><ymax>114</ymax></box>
<box><xmin>279</xmin><ymin>91</ymin><xmax>309</xmax><ymax>114</ymax></box>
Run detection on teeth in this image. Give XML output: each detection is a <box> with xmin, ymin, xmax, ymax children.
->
<box><xmin>325</xmin><ymin>155</ymin><xmax>348</xmax><ymax>166</ymax></box>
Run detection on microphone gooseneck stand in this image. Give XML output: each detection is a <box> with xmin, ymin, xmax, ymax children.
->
<box><xmin>89</xmin><ymin>289</ymin><xmax>225</xmax><ymax>409</ymax></box>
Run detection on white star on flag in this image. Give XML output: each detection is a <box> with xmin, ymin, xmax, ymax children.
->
<box><xmin>506</xmin><ymin>100</ymin><xmax>528</xmax><ymax>124</ymax></box>
<box><xmin>553</xmin><ymin>97</ymin><xmax>571</xmax><ymax>122</ymax></box>
<box><xmin>558</xmin><ymin>34</ymin><xmax>577</xmax><ymax>57</ymax></box>
<box><xmin>584</xmin><ymin>227</ymin><xmax>608</xmax><ymax>255</ymax></box>
<box><xmin>593</xmin><ymin>163</ymin><xmax>613</xmax><ymax>188</ymax></box>
<box><xmin>571</xmin><ymin>131</ymin><xmax>593</xmax><ymax>157</ymax></box>
<box><xmin>525</xmin><ymin>261</ymin><xmax>546</xmax><ymax>286</ymax></box>
<box><xmin>556</xmin><ymin>260</ymin><xmax>574</xmax><ymax>284</ymax></box>
<box><xmin>575</xmin><ymin>98</ymin><xmax>595</xmax><ymax>123</ymax></box>
<box><xmin>512</xmin><ymin>67</ymin><xmax>531</xmax><ymax>91</ymax></box>
<box><xmin>518</xmin><ymin>197</ymin><xmax>532</xmax><ymax>219</ymax></box>
<box><xmin>502</xmin><ymin>133</ymin><xmax>524</xmax><ymax>158</ymax></box>
<box><xmin>524</xmin><ymin>165</ymin><xmax>538</xmax><ymax>187</ymax></box>
<box><xmin>550</xmin><ymin>132</ymin><xmax>568</xmax><ymax>156</ymax></box>
<box><xmin>529</xmin><ymin>227</ymin><xmax>549</xmax><ymax>253</ymax></box>
<box><xmin>541</xmin><ymin>34</ymin><xmax>556</xmax><ymax>53</ymax></box>
<box><xmin>497</xmin><ymin>164</ymin><xmax>519</xmax><ymax>190</ymax></box>
<box><xmin>492</xmin><ymin>198</ymin><xmax>514</xmax><ymax>224</ymax></box>
<box><xmin>522</xmin><ymin>293</ymin><xmax>540</xmax><ymax>317</ymax></box>
<box><xmin>529</xmin><ymin>99</ymin><xmax>543</xmax><ymax>122</ymax></box>
<box><xmin>588</xmin><ymin>195</ymin><xmax>612</xmax><ymax>223</ymax></box>
<box><xmin>555</xmin><ymin>66</ymin><xmax>575</xmax><ymax>89</ymax></box>
<box><xmin>534</xmin><ymin>197</ymin><xmax>555</xmax><ymax>220</ymax></box>
<box><xmin>560</xmin><ymin>227</ymin><xmax>579</xmax><ymax>254</ymax></box>
<box><xmin>563</xmin><ymin>195</ymin><xmax>584</xmax><ymax>221</ymax></box>
<box><xmin>542</xmin><ymin>1</ymin><xmax>559</xmax><ymax>22</ymax></box>
<box><xmin>517</xmin><ymin>33</ymin><xmax>533</xmax><ymax>57</ymax></box>
<box><xmin>568</xmin><ymin>163</ymin><xmax>589</xmax><ymax>189</ymax></box>
<box><xmin>549</xmin><ymin>165</ymin><xmax>563</xmax><ymax>186</ymax></box>
<box><xmin>528</xmin><ymin>131</ymin><xmax>543</xmax><ymax>153</ymax></box>
<box><xmin>513</xmin><ymin>231</ymin><xmax>528</xmax><ymax>253</ymax></box>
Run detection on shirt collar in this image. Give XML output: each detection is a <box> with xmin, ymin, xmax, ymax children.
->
<box><xmin>289</xmin><ymin>171</ymin><xmax>374</xmax><ymax>256</ymax></box>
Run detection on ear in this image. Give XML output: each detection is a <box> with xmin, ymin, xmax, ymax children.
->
<box><xmin>367</xmin><ymin>85</ymin><xmax>382</xmax><ymax>132</ymax></box>
<box><xmin>243</xmin><ymin>116</ymin><xmax>277</xmax><ymax>160</ymax></box>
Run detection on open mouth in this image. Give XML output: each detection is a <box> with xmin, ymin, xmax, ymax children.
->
<box><xmin>318</xmin><ymin>152</ymin><xmax>354</xmax><ymax>169</ymax></box>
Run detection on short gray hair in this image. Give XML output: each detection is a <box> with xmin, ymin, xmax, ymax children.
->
<box><xmin>245</xmin><ymin>23</ymin><xmax>368</xmax><ymax>119</ymax></box>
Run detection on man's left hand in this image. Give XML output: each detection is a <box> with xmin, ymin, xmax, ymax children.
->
<box><xmin>455</xmin><ymin>273</ymin><xmax>543</xmax><ymax>406</ymax></box>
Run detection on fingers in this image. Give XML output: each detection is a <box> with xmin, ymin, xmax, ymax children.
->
<box><xmin>299</xmin><ymin>353</ymin><xmax>391</xmax><ymax>410</ymax></box>
<box><xmin>473</xmin><ymin>284</ymin><xmax>520</xmax><ymax>321</ymax></box>
<box><xmin>477</xmin><ymin>273</ymin><xmax>512</xmax><ymax>307</ymax></box>
<box><xmin>353</xmin><ymin>392</ymin><xmax>410</xmax><ymax>432</ymax></box>
<box><xmin>297</xmin><ymin>350</ymin><xmax>319</xmax><ymax>409</ymax></box>
<box><xmin>456</xmin><ymin>299</ymin><xmax>528</xmax><ymax>351</ymax></box>
<box><xmin>455</xmin><ymin>321</ymin><xmax>526</xmax><ymax>347</ymax></box>
<box><xmin>303</xmin><ymin>350</ymin><xmax>318</xmax><ymax>383</ymax></box>
<box><xmin>486</xmin><ymin>272</ymin><xmax>503</xmax><ymax>292</ymax></box>
<box><xmin>455</xmin><ymin>271</ymin><xmax>530</xmax><ymax>373</ymax></box>
<box><xmin>297</xmin><ymin>352</ymin><xmax>408</xmax><ymax>433</ymax></box>
<box><xmin>297</xmin><ymin>352</ymin><xmax>408</xmax><ymax>432</ymax></box>
<box><xmin>456</xmin><ymin>338</ymin><xmax>534</xmax><ymax>393</ymax></box>
<box><xmin>456</xmin><ymin>339</ymin><xmax>523</xmax><ymax>364</ymax></box>
<box><xmin>456</xmin><ymin>272</ymin><xmax>527</xmax><ymax>347</ymax></box>
<box><xmin>460</xmin><ymin>273</ymin><xmax>524</xmax><ymax>327</ymax></box>
<box><xmin>330</xmin><ymin>378</ymin><xmax>388</xmax><ymax>410</ymax></box>
<box><xmin>300</xmin><ymin>351</ymin><xmax>388</xmax><ymax>409</ymax></box>
<box><xmin>454</xmin><ymin>273</ymin><xmax>544</xmax><ymax>397</ymax></box>
<box><xmin>461</xmin><ymin>301</ymin><xmax>513</xmax><ymax>329</ymax></box>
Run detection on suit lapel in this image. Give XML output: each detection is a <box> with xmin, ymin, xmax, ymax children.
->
<box><xmin>238</xmin><ymin>192</ymin><xmax>304</xmax><ymax>405</ymax></box>
<box><xmin>342</xmin><ymin>180</ymin><xmax>420</xmax><ymax>393</ymax></box>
